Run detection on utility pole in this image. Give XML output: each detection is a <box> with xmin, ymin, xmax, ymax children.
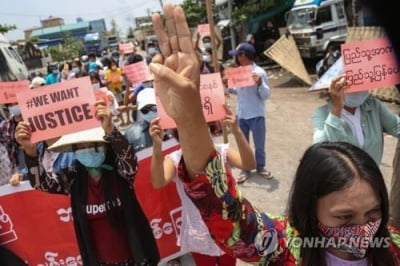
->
<box><xmin>206</xmin><ymin>0</ymin><xmax>229</xmax><ymax>144</ymax></box>
<box><xmin>227</xmin><ymin>0</ymin><xmax>236</xmax><ymax>50</ymax></box>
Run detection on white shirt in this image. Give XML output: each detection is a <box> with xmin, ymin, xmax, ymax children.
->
<box><xmin>341</xmin><ymin>107</ymin><xmax>364</xmax><ymax>148</ymax></box>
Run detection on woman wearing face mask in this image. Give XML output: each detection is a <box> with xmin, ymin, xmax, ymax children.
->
<box><xmin>0</xmin><ymin>103</ymin><xmax>27</xmax><ymax>186</ymax></box>
<box><xmin>45</xmin><ymin>64</ymin><xmax>60</xmax><ymax>85</ymax></box>
<box><xmin>312</xmin><ymin>74</ymin><xmax>400</xmax><ymax>164</ymax></box>
<box><xmin>15</xmin><ymin>101</ymin><xmax>160</xmax><ymax>266</ymax></box>
<box><xmin>147</xmin><ymin>5</ymin><xmax>400</xmax><ymax>265</ymax></box>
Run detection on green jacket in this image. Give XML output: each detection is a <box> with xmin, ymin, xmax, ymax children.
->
<box><xmin>312</xmin><ymin>96</ymin><xmax>400</xmax><ymax>164</ymax></box>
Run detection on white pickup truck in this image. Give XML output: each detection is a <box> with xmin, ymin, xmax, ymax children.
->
<box><xmin>0</xmin><ymin>33</ymin><xmax>29</xmax><ymax>81</ymax></box>
<box><xmin>286</xmin><ymin>0</ymin><xmax>347</xmax><ymax>58</ymax></box>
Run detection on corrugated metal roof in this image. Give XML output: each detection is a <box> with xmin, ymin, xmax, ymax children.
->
<box><xmin>31</xmin><ymin>21</ymin><xmax>89</xmax><ymax>37</ymax></box>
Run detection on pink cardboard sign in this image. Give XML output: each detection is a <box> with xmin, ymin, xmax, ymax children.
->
<box><xmin>0</xmin><ymin>80</ymin><xmax>30</xmax><ymax>104</ymax></box>
<box><xmin>157</xmin><ymin>73</ymin><xmax>226</xmax><ymax>129</ymax></box>
<box><xmin>16</xmin><ymin>77</ymin><xmax>100</xmax><ymax>143</ymax></box>
<box><xmin>197</xmin><ymin>24</ymin><xmax>210</xmax><ymax>36</ymax></box>
<box><xmin>93</xmin><ymin>87</ymin><xmax>111</xmax><ymax>105</ymax></box>
<box><xmin>341</xmin><ymin>37</ymin><xmax>400</xmax><ymax>93</ymax></box>
<box><xmin>119</xmin><ymin>42</ymin><xmax>135</xmax><ymax>55</ymax></box>
<box><xmin>225</xmin><ymin>65</ymin><xmax>256</xmax><ymax>88</ymax></box>
<box><xmin>123</xmin><ymin>61</ymin><xmax>153</xmax><ymax>85</ymax></box>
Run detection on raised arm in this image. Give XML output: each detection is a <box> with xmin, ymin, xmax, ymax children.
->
<box><xmin>96</xmin><ymin>101</ymin><xmax>138</xmax><ymax>183</ymax></box>
<box><xmin>149</xmin><ymin>118</ymin><xmax>175</xmax><ymax>188</ymax></box>
<box><xmin>223</xmin><ymin>105</ymin><xmax>256</xmax><ymax>170</ymax></box>
<box><xmin>150</xmin><ymin>5</ymin><xmax>214</xmax><ymax>178</ymax></box>
<box><xmin>15</xmin><ymin>122</ymin><xmax>73</xmax><ymax>194</ymax></box>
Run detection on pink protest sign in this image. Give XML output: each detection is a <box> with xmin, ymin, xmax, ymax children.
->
<box><xmin>0</xmin><ymin>80</ymin><xmax>30</xmax><ymax>104</ymax></box>
<box><xmin>197</xmin><ymin>24</ymin><xmax>210</xmax><ymax>36</ymax></box>
<box><xmin>94</xmin><ymin>87</ymin><xmax>111</xmax><ymax>105</ymax></box>
<box><xmin>123</xmin><ymin>61</ymin><xmax>153</xmax><ymax>85</ymax></box>
<box><xmin>225</xmin><ymin>65</ymin><xmax>256</xmax><ymax>88</ymax></box>
<box><xmin>341</xmin><ymin>37</ymin><xmax>400</xmax><ymax>93</ymax></box>
<box><xmin>119</xmin><ymin>42</ymin><xmax>135</xmax><ymax>54</ymax></box>
<box><xmin>16</xmin><ymin>77</ymin><xmax>100</xmax><ymax>143</ymax></box>
<box><xmin>157</xmin><ymin>73</ymin><xmax>226</xmax><ymax>129</ymax></box>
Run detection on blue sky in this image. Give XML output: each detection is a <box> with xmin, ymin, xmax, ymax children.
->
<box><xmin>1</xmin><ymin>0</ymin><xmax>183</xmax><ymax>41</ymax></box>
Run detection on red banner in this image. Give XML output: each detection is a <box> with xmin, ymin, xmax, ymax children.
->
<box><xmin>0</xmin><ymin>182</ymin><xmax>81</xmax><ymax>265</ymax></box>
<box><xmin>0</xmin><ymin>139</ymin><xmax>183</xmax><ymax>264</ymax></box>
<box><xmin>134</xmin><ymin>139</ymin><xmax>184</xmax><ymax>262</ymax></box>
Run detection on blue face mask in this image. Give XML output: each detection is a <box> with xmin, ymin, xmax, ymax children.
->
<box><xmin>75</xmin><ymin>146</ymin><xmax>106</xmax><ymax>168</ymax></box>
<box><xmin>344</xmin><ymin>91</ymin><xmax>369</xmax><ymax>108</ymax></box>
<box><xmin>148</xmin><ymin>47</ymin><xmax>157</xmax><ymax>55</ymax></box>
<box><xmin>52</xmin><ymin>69</ymin><xmax>59</xmax><ymax>75</ymax></box>
<box><xmin>141</xmin><ymin>110</ymin><xmax>158</xmax><ymax>123</ymax></box>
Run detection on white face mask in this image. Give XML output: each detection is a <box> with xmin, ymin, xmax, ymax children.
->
<box><xmin>92</xmin><ymin>83</ymin><xmax>101</xmax><ymax>89</ymax></box>
<box><xmin>203</xmin><ymin>42</ymin><xmax>212</xmax><ymax>49</ymax></box>
<box><xmin>8</xmin><ymin>105</ymin><xmax>21</xmax><ymax>116</ymax></box>
<box><xmin>344</xmin><ymin>91</ymin><xmax>369</xmax><ymax>108</ymax></box>
<box><xmin>202</xmin><ymin>55</ymin><xmax>211</xmax><ymax>63</ymax></box>
<box><xmin>72</xmin><ymin>67</ymin><xmax>80</xmax><ymax>73</ymax></box>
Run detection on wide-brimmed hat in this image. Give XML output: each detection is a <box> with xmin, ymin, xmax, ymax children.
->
<box><xmin>137</xmin><ymin>88</ymin><xmax>156</xmax><ymax>110</ymax></box>
<box><xmin>48</xmin><ymin>127</ymin><xmax>107</xmax><ymax>153</ymax></box>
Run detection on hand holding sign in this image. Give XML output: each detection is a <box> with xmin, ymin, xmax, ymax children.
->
<box><xmin>329</xmin><ymin>74</ymin><xmax>349</xmax><ymax>115</ymax></box>
<box><xmin>95</xmin><ymin>100</ymin><xmax>113</xmax><ymax>135</ymax></box>
<box><xmin>15</xmin><ymin>121</ymin><xmax>37</xmax><ymax>157</ymax></box>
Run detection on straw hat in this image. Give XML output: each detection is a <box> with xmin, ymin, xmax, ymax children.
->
<box><xmin>48</xmin><ymin>127</ymin><xmax>107</xmax><ymax>153</ymax></box>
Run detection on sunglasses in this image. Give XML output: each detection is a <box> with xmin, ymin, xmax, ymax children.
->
<box><xmin>140</xmin><ymin>105</ymin><xmax>157</xmax><ymax>114</ymax></box>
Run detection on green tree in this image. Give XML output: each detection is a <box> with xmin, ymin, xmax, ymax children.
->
<box><xmin>0</xmin><ymin>24</ymin><xmax>17</xmax><ymax>34</ymax></box>
<box><xmin>180</xmin><ymin>0</ymin><xmax>207</xmax><ymax>27</ymax></box>
<box><xmin>110</xmin><ymin>18</ymin><xmax>120</xmax><ymax>38</ymax></box>
<box><xmin>48</xmin><ymin>32</ymin><xmax>84</xmax><ymax>62</ymax></box>
<box><xmin>232</xmin><ymin>0</ymin><xmax>278</xmax><ymax>25</ymax></box>
<box><xmin>48</xmin><ymin>46</ymin><xmax>64</xmax><ymax>62</ymax></box>
<box><xmin>28</xmin><ymin>36</ymin><xmax>40</xmax><ymax>43</ymax></box>
<box><xmin>127</xmin><ymin>27</ymin><xmax>134</xmax><ymax>38</ymax></box>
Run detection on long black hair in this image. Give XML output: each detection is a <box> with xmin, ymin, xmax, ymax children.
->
<box><xmin>287</xmin><ymin>142</ymin><xmax>395</xmax><ymax>266</ymax></box>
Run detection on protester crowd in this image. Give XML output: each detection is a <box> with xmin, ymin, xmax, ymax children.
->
<box><xmin>0</xmin><ymin>3</ymin><xmax>400</xmax><ymax>266</ymax></box>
